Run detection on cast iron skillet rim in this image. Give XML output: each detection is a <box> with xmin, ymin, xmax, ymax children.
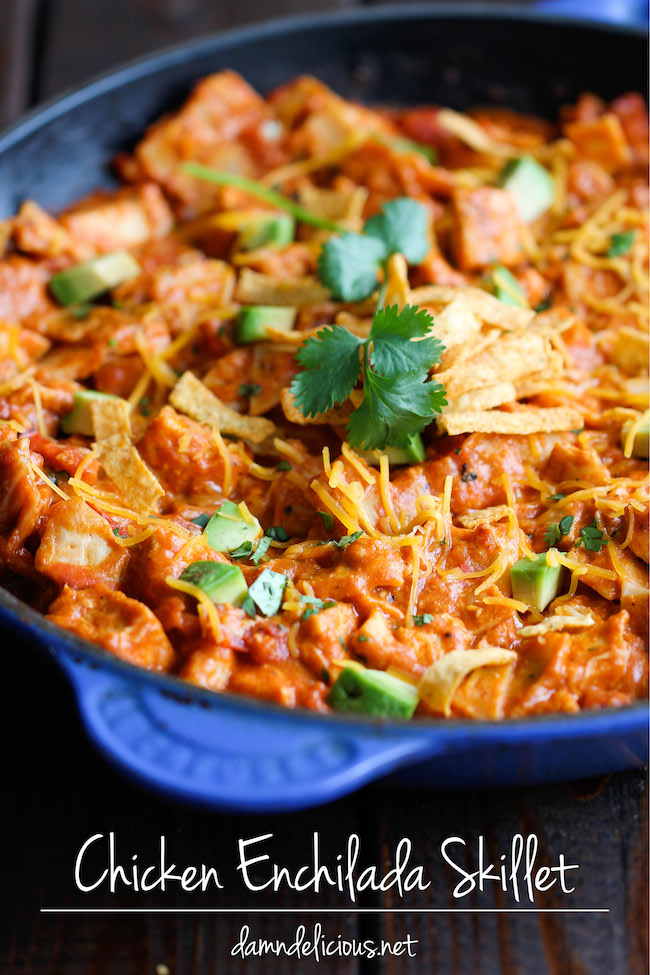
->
<box><xmin>0</xmin><ymin>2</ymin><xmax>645</xmax><ymax>153</ymax></box>
<box><xmin>0</xmin><ymin>1</ymin><xmax>646</xmax><ymax>735</ymax></box>
<box><xmin>3</xmin><ymin>585</ymin><xmax>646</xmax><ymax>736</ymax></box>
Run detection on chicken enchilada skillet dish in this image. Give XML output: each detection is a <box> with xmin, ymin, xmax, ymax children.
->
<box><xmin>0</xmin><ymin>72</ymin><xmax>647</xmax><ymax>722</ymax></box>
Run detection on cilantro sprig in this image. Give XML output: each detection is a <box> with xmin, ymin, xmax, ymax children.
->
<box><xmin>575</xmin><ymin>519</ymin><xmax>607</xmax><ymax>552</ymax></box>
<box><xmin>606</xmin><ymin>230</ymin><xmax>635</xmax><ymax>258</ymax></box>
<box><xmin>318</xmin><ymin>198</ymin><xmax>429</xmax><ymax>301</ymax></box>
<box><xmin>290</xmin><ymin>304</ymin><xmax>446</xmax><ymax>450</ymax></box>
<box><xmin>543</xmin><ymin>515</ymin><xmax>574</xmax><ymax>549</ymax></box>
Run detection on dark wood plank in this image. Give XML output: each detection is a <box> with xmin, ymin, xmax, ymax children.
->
<box><xmin>35</xmin><ymin>0</ymin><xmax>355</xmax><ymax>103</ymax></box>
<box><xmin>0</xmin><ymin>0</ymin><xmax>40</xmax><ymax>125</ymax></box>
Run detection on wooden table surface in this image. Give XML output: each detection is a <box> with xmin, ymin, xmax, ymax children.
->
<box><xmin>0</xmin><ymin>2</ymin><xmax>647</xmax><ymax>974</ymax></box>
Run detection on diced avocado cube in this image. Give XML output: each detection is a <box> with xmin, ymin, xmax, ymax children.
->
<box><xmin>60</xmin><ymin>389</ymin><xmax>119</xmax><ymax>436</ymax></box>
<box><xmin>180</xmin><ymin>561</ymin><xmax>248</xmax><ymax>607</ymax></box>
<box><xmin>621</xmin><ymin>417</ymin><xmax>649</xmax><ymax>458</ymax></box>
<box><xmin>359</xmin><ymin>433</ymin><xmax>426</xmax><ymax>466</ymax></box>
<box><xmin>49</xmin><ymin>251</ymin><xmax>141</xmax><ymax>306</ymax></box>
<box><xmin>204</xmin><ymin>500</ymin><xmax>262</xmax><ymax>553</ymax></box>
<box><xmin>510</xmin><ymin>552</ymin><xmax>563</xmax><ymax>612</ymax></box>
<box><xmin>484</xmin><ymin>266</ymin><xmax>528</xmax><ymax>308</ymax></box>
<box><xmin>235</xmin><ymin>306</ymin><xmax>297</xmax><ymax>344</ymax></box>
<box><xmin>328</xmin><ymin>663</ymin><xmax>419</xmax><ymax>719</ymax></box>
<box><xmin>237</xmin><ymin>213</ymin><xmax>295</xmax><ymax>251</ymax></box>
<box><xmin>499</xmin><ymin>155</ymin><xmax>554</xmax><ymax>223</ymax></box>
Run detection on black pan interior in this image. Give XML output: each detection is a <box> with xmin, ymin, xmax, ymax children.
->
<box><xmin>0</xmin><ymin>6</ymin><xmax>646</xmax><ymax>216</ymax></box>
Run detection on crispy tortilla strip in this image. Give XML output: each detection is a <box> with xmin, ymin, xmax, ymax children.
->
<box><xmin>236</xmin><ymin>268</ymin><xmax>330</xmax><ymax>306</ymax></box>
<box><xmin>94</xmin><ymin>433</ymin><xmax>164</xmax><ymax>514</ymax></box>
<box><xmin>90</xmin><ymin>397</ymin><xmax>131</xmax><ymax>441</ymax></box>
<box><xmin>439</xmin><ymin>406</ymin><xmax>583</xmax><ymax>436</ymax></box>
<box><xmin>611</xmin><ymin>326</ymin><xmax>649</xmax><ymax>376</ymax></box>
<box><xmin>419</xmin><ymin>646</ymin><xmax>517</xmax><ymax>716</ymax></box>
<box><xmin>384</xmin><ymin>253</ymin><xmax>410</xmax><ymax>309</ymax></box>
<box><xmin>297</xmin><ymin>184</ymin><xmax>368</xmax><ymax>224</ymax></box>
<box><xmin>425</xmin><ymin>296</ymin><xmax>483</xmax><ymax>351</ymax></box>
<box><xmin>458</xmin><ymin>505</ymin><xmax>512</xmax><ymax>528</ymax></box>
<box><xmin>518</xmin><ymin>613</ymin><xmax>595</xmax><ymax>637</ymax></box>
<box><xmin>436</xmin><ymin>331</ymin><xmax>548</xmax><ymax>399</ymax></box>
<box><xmin>410</xmin><ymin>284</ymin><xmax>535</xmax><ymax>330</ymax></box>
<box><xmin>437</xmin><ymin>109</ymin><xmax>514</xmax><ymax>157</ymax></box>
<box><xmin>281</xmin><ymin>387</ymin><xmax>352</xmax><ymax>426</ymax></box>
<box><xmin>514</xmin><ymin>352</ymin><xmax>565</xmax><ymax>398</ymax></box>
<box><xmin>446</xmin><ymin>380</ymin><xmax>516</xmax><ymax>413</ymax></box>
<box><xmin>170</xmin><ymin>370</ymin><xmax>275</xmax><ymax>443</ymax></box>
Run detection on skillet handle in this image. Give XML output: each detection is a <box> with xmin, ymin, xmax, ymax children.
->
<box><xmin>56</xmin><ymin>653</ymin><xmax>436</xmax><ymax>812</ymax></box>
<box><xmin>533</xmin><ymin>0</ymin><xmax>648</xmax><ymax>25</ymax></box>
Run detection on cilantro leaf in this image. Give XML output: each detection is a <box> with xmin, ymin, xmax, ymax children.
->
<box><xmin>290</xmin><ymin>326</ymin><xmax>362</xmax><ymax>416</ymax></box>
<box><xmin>299</xmin><ymin>594</ymin><xmax>337</xmax><ymax>620</ymax></box>
<box><xmin>544</xmin><ymin>523</ymin><xmax>561</xmax><ymax>548</ymax></box>
<box><xmin>242</xmin><ymin>595</ymin><xmax>257</xmax><ymax>618</ymax></box>
<box><xmin>248</xmin><ymin>569</ymin><xmax>287</xmax><ymax>616</ymax></box>
<box><xmin>347</xmin><ymin>369</ymin><xmax>446</xmax><ymax>450</ymax></box>
<box><xmin>575</xmin><ymin>519</ymin><xmax>607</xmax><ymax>552</ymax></box>
<box><xmin>319</xmin><ymin>511</ymin><xmax>334</xmax><ymax>532</ymax></box>
<box><xmin>364</xmin><ymin>199</ymin><xmax>429</xmax><ymax>265</ymax></box>
<box><xmin>333</xmin><ymin>530</ymin><xmax>363</xmax><ymax>549</ymax></box>
<box><xmin>277</xmin><ymin>460</ymin><xmax>291</xmax><ymax>471</ymax></box>
<box><xmin>191</xmin><ymin>513</ymin><xmax>210</xmax><ymax>528</ymax></box>
<box><xmin>251</xmin><ymin>536</ymin><xmax>271</xmax><ymax>565</ymax></box>
<box><xmin>607</xmin><ymin>230</ymin><xmax>635</xmax><ymax>257</ymax></box>
<box><xmin>369</xmin><ymin>304</ymin><xmax>444</xmax><ymax>377</ymax></box>
<box><xmin>230</xmin><ymin>540</ymin><xmax>253</xmax><ymax>560</ymax></box>
<box><xmin>413</xmin><ymin>613</ymin><xmax>433</xmax><ymax>626</ymax></box>
<box><xmin>265</xmin><ymin>525</ymin><xmax>289</xmax><ymax>542</ymax></box>
<box><xmin>317</xmin><ymin>232</ymin><xmax>387</xmax><ymax>301</ymax></box>
<box><xmin>547</xmin><ymin>493</ymin><xmax>565</xmax><ymax>502</ymax></box>
<box><xmin>559</xmin><ymin>515</ymin><xmax>574</xmax><ymax>536</ymax></box>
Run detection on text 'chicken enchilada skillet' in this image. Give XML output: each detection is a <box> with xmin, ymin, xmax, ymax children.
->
<box><xmin>0</xmin><ymin>5</ymin><xmax>647</xmax><ymax>811</ymax></box>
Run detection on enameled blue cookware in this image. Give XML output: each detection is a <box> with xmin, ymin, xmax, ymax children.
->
<box><xmin>0</xmin><ymin>3</ymin><xmax>647</xmax><ymax>811</ymax></box>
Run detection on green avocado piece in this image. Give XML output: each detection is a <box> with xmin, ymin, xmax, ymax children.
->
<box><xmin>510</xmin><ymin>551</ymin><xmax>563</xmax><ymax>611</ymax></box>
<box><xmin>235</xmin><ymin>306</ymin><xmax>297</xmax><ymax>344</ymax></box>
<box><xmin>237</xmin><ymin>213</ymin><xmax>295</xmax><ymax>251</ymax></box>
<box><xmin>328</xmin><ymin>664</ymin><xmax>419</xmax><ymax>719</ymax></box>
<box><xmin>484</xmin><ymin>266</ymin><xmax>528</xmax><ymax>308</ymax></box>
<box><xmin>621</xmin><ymin>417</ymin><xmax>649</xmax><ymax>458</ymax></box>
<box><xmin>180</xmin><ymin>561</ymin><xmax>248</xmax><ymax>607</ymax></box>
<box><xmin>248</xmin><ymin>568</ymin><xmax>288</xmax><ymax>616</ymax></box>
<box><xmin>359</xmin><ymin>433</ymin><xmax>426</xmax><ymax>466</ymax></box>
<box><xmin>204</xmin><ymin>500</ymin><xmax>262</xmax><ymax>553</ymax></box>
<box><xmin>59</xmin><ymin>389</ymin><xmax>119</xmax><ymax>436</ymax></box>
<box><xmin>49</xmin><ymin>251</ymin><xmax>141</xmax><ymax>306</ymax></box>
<box><xmin>499</xmin><ymin>155</ymin><xmax>554</xmax><ymax>223</ymax></box>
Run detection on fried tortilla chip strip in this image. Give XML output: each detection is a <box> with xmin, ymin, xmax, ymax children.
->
<box><xmin>410</xmin><ymin>284</ymin><xmax>535</xmax><ymax>330</ymax></box>
<box><xmin>425</xmin><ymin>296</ymin><xmax>483</xmax><ymax>351</ymax></box>
<box><xmin>518</xmin><ymin>613</ymin><xmax>595</xmax><ymax>637</ymax></box>
<box><xmin>236</xmin><ymin>268</ymin><xmax>330</xmax><ymax>306</ymax></box>
<box><xmin>445</xmin><ymin>380</ymin><xmax>516</xmax><ymax>413</ymax></box>
<box><xmin>419</xmin><ymin>646</ymin><xmax>517</xmax><ymax>716</ymax></box>
<box><xmin>439</xmin><ymin>406</ymin><xmax>583</xmax><ymax>435</ymax></box>
<box><xmin>90</xmin><ymin>397</ymin><xmax>131</xmax><ymax>441</ymax></box>
<box><xmin>281</xmin><ymin>387</ymin><xmax>352</xmax><ymax>426</ymax></box>
<box><xmin>94</xmin><ymin>433</ymin><xmax>164</xmax><ymax>514</ymax></box>
<box><xmin>297</xmin><ymin>184</ymin><xmax>368</xmax><ymax>225</ymax></box>
<box><xmin>436</xmin><ymin>331</ymin><xmax>548</xmax><ymax>399</ymax></box>
<box><xmin>170</xmin><ymin>370</ymin><xmax>275</xmax><ymax>443</ymax></box>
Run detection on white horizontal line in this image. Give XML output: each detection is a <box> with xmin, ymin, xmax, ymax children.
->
<box><xmin>41</xmin><ymin>907</ymin><xmax>609</xmax><ymax>914</ymax></box>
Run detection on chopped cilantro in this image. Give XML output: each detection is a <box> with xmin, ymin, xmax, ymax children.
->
<box><xmin>230</xmin><ymin>540</ymin><xmax>253</xmax><ymax>560</ymax></box>
<box><xmin>107</xmin><ymin>337</ymin><xmax>118</xmax><ymax>348</ymax></box>
<box><xmin>571</xmin><ymin>427</ymin><xmax>584</xmax><ymax>435</ymax></box>
<box><xmin>248</xmin><ymin>569</ymin><xmax>287</xmax><ymax>616</ymax></box>
<box><xmin>242</xmin><ymin>595</ymin><xmax>257</xmax><ymax>619</ymax></box>
<box><xmin>607</xmin><ymin>230</ymin><xmax>635</xmax><ymax>257</ymax></box>
<box><xmin>460</xmin><ymin>463</ymin><xmax>477</xmax><ymax>483</ymax></box>
<box><xmin>277</xmin><ymin>460</ymin><xmax>292</xmax><ymax>471</ymax></box>
<box><xmin>70</xmin><ymin>303</ymin><xmax>92</xmax><ymax>320</ymax></box>
<box><xmin>139</xmin><ymin>396</ymin><xmax>151</xmax><ymax>417</ymax></box>
<box><xmin>299</xmin><ymin>594</ymin><xmax>336</xmax><ymax>620</ymax></box>
<box><xmin>319</xmin><ymin>511</ymin><xmax>335</xmax><ymax>532</ymax></box>
<box><xmin>321</xmin><ymin>668</ymin><xmax>331</xmax><ymax>685</ymax></box>
<box><xmin>534</xmin><ymin>298</ymin><xmax>552</xmax><ymax>313</ymax></box>
<box><xmin>413</xmin><ymin>613</ymin><xmax>433</xmax><ymax>626</ymax></box>
<box><xmin>357</xmin><ymin>634</ymin><xmax>369</xmax><ymax>642</ymax></box>
<box><xmin>291</xmin><ymin>304</ymin><xmax>446</xmax><ymax>451</ymax></box>
<box><xmin>265</xmin><ymin>525</ymin><xmax>289</xmax><ymax>543</ymax></box>
<box><xmin>544</xmin><ymin>515</ymin><xmax>573</xmax><ymax>548</ymax></box>
<box><xmin>238</xmin><ymin>383</ymin><xmax>261</xmax><ymax>397</ymax></box>
<box><xmin>454</xmin><ymin>447</ymin><xmax>462</xmax><ymax>455</ymax></box>
<box><xmin>251</xmin><ymin>535</ymin><xmax>271</xmax><ymax>565</ymax></box>
<box><xmin>284</xmin><ymin>505</ymin><xmax>292</xmax><ymax>514</ymax></box>
<box><xmin>575</xmin><ymin>519</ymin><xmax>607</xmax><ymax>552</ymax></box>
<box><xmin>547</xmin><ymin>493</ymin><xmax>565</xmax><ymax>502</ymax></box>
<box><xmin>191</xmin><ymin>513</ymin><xmax>211</xmax><ymax>529</ymax></box>
<box><xmin>332</xmin><ymin>530</ymin><xmax>363</xmax><ymax>549</ymax></box>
